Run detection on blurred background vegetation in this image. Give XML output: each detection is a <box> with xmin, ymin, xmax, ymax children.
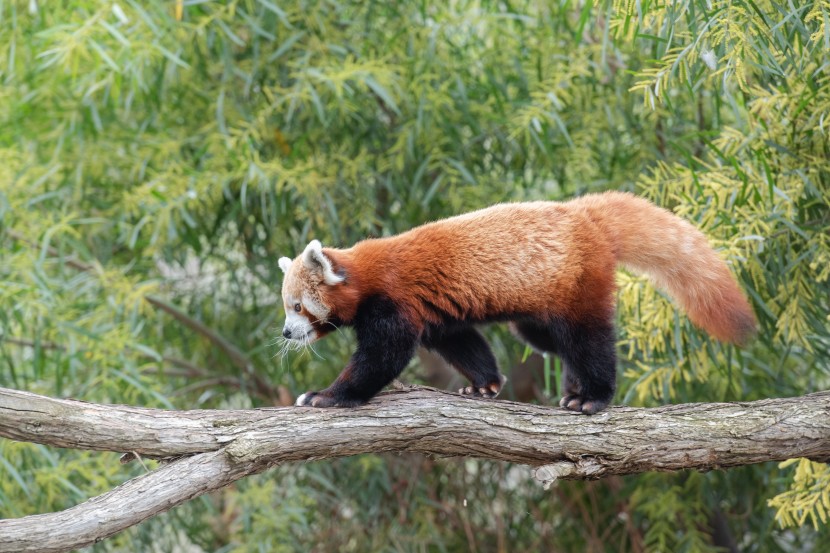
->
<box><xmin>0</xmin><ymin>0</ymin><xmax>828</xmax><ymax>551</ymax></box>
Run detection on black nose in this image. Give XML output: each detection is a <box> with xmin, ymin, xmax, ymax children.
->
<box><xmin>282</xmin><ymin>328</ymin><xmax>292</xmax><ymax>339</ymax></box>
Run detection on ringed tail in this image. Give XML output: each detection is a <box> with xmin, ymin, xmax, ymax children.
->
<box><xmin>574</xmin><ymin>192</ymin><xmax>757</xmax><ymax>344</ymax></box>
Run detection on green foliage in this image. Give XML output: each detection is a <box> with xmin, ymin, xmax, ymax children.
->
<box><xmin>0</xmin><ymin>0</ymin><xmax>828</xmax><ymax>551</ymax></box>
<box><xmin>631</xmin><ymin>473</ymin><xmax>712</xmax><ymax>553</ymax></box>
<box><xmin>770</xmin><ymin>459</ymin><xmax>830</xmax><ymax>530</ymax></box>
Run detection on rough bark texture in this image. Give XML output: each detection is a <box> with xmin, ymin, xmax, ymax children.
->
<box><xmin>0</xmin><ymin>385</ymin><xmax>829</xmax><ymax>552</ymax></box>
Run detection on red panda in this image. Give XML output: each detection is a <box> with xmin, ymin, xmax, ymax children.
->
<box><xmin>278</xmin><ymin>191</ymin><xmax>756</xmax><ymax>414</ymax></box>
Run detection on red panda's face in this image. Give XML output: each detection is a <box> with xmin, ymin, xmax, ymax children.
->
<box><xmin>278</xmin><ymin>240</ymin><xmax>344</xmax><ymax>344</ymax></box>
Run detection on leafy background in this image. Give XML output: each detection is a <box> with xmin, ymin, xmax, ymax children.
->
<box><xmin>0</xmin><ymin>0</ymin><xmax>828</xmax><ymax>551</ymax></box>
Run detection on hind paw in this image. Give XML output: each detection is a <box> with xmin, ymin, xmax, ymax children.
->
<box><xmin>559</xmin><ymin>394</ymin><xmax>610</xmax><ymax>415</ymax></box>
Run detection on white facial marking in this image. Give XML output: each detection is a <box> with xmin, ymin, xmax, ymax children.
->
<box><xmin>302</xmin><ymin>292</ymin><xmax>328</xmax><ymax>319</ymax></box>
<box><xmin>295</xmin><ymin>393</ymin><xmax>308</xmax><ymax>406</ymax></box>
<box><xmin>283</xmin><ymin>298</ymin><xmax>316</xmax><ymax>342</ymax></box>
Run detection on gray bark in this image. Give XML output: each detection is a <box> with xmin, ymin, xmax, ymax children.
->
<box><xmin>0</xmin><ymin>385</ymin><xmax>828</xmax><ymax>552</ymax></box>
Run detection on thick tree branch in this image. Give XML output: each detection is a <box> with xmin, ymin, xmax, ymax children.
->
<box><xmin>0</xmin><ymin>386</ymin><xmax>828</xmax><ymax>552</ymax></box>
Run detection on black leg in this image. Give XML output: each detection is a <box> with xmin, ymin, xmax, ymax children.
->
<box><xmin>422</xmin><ymin>325</ymin><xmax>505</xmax><ymax>398</ymax></box>
<box><xmin>512</xmin><ymin>318</ymin><xmax>617</xmax><ymax>414</ymax></box>
<box><xmin>296</xmin><ymin>296</ymin><xmax>418</xmax><ymax>408</ymax></box>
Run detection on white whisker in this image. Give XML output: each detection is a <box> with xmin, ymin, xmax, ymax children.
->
<box><xmin>271</xmin><ymin>336</ymin><xmax>294</xmax><ymax>360</ymax></box>
<box><xmin>306</xmin><ymin>341</ymin><xmax>326</xmax><ymax>360</ymax></box>
<box><xmin>319</xmin><ymin>318</ymin><xmax>346</xmax><ymax>338</ymax></box>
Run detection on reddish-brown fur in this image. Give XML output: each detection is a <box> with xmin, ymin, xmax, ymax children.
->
<box><xmin>314</xmin><ymin>191</ymin><xmax>756</xmax><ymax>343</ymax></box>
<box><xmin>281</xmin><ymin>191</ymin><xmax>757</xmax><ymax>412</ymax></box>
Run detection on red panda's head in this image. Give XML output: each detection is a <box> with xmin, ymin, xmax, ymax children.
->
<box><xmin>278</xmin><ymin>240</ymin><xmax>345</xmax><ymax>344</ymax></box>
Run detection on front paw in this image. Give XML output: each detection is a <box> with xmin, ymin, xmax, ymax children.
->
<box><xmin>295</xmin><ymin>391</ymin><xmax>334</xmax><ymax>407</ymax></box>
<box><xmin>294</xmin><ymin>391</ymin><xmax>363</xmax><ymax>408</ymax></box>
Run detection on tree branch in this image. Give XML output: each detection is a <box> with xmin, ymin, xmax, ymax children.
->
<box><xmin>0</xmin><ymin>386</ymin><xmax>828</xmax><ymax>552</ymax></box>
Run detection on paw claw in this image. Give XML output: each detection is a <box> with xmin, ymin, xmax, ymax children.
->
<box><xmin>566</xmin><ymin>397</ymin><xmax>582</xmax><ymax>411</ymax></box>
<box><xmin>310</xmin><ymin>395</ymin><xmax>330</xmax><ymax>407</ymax></box>
<box><xmin>580</xmin><ymin>400</ymin><xmax>598</xmax><ymax>414</ymax></box>
<box><xmin>458</xmin><ymin>376</ymin><xmax>505</xmax><ymax>399</ymax></box>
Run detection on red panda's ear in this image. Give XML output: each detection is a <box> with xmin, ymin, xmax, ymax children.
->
<box><xmin>302</xmin><ymin>240</ymin><xmax>344</xmax><ymax>285</ymax></box>
<box><xmin>278</xmin><ymin>257</ymin><xmax>292</xmax><ymax>273</ymax></box>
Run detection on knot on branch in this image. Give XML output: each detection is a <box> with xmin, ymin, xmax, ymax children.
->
<box><xmin>532</xmin><ymin>457</ymin><xmax>611</xmax><ymax>488</ymax></box>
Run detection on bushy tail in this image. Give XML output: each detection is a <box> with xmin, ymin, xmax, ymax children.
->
<box><xmin>573</xmin><ymin>192</ymin><xmax>757</xmax><ymax>344</ymax></box>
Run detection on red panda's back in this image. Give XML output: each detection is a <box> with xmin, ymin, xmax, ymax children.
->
<box><xmin>346</xmin><ymin>202</ymin><xmax>617</xmax><ymax>328</ymax></box>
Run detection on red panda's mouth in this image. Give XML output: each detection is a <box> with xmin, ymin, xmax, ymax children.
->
<box><xmin>281</xmin><ymin>312</ymin><xmax>317</xmax><ymax>344</ymax></box>
<box><xmin>284</xmin><ymin>327</ymin><xmax>317</xmax><ymax>342</ymax></box>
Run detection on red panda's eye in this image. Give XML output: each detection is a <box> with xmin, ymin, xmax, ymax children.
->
<box><xmin>294</xmin><ymin>303</ymin><xmax>302</xmax><ymax>313</ymax></box>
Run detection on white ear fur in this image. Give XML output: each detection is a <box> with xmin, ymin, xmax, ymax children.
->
<box><xmin>302</xmin><ymin>240</ymin><xmax>344</xmax><ymax>285</ymax></box>
<box><xmin>278</xmin><ymin>257</ymin><xmax>293</xmax><ymax>273</ymax></box>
